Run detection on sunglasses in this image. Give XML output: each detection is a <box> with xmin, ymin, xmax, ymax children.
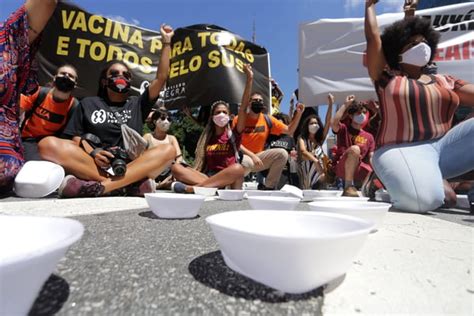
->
<box><xmin>109</xmin><ymin>69</ymin><xmax>132</xmax><ymax>80</ymax></box>
<box><xmin>157</xmin><ymin>113</ymin><xmax>170</xmax><ymax>121</ymax></box>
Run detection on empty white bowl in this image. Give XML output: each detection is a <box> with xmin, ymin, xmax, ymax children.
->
<box><xmin>0</xmin><ymin>215</ymin><xmax>84</xmax><ymax>315</ymax></box>
<box><xmin>144</xmin><ymin>193</ymin><xmax>205</xmax><ymax>218</ymax></box>
<box><xmin>14</xmin><ymin>161</ymin><xmax>65</xmax><ymax>198</ymax></box>
<box><xmin>302</xmin><ymin>190</ymin><xmax>341</xmax><ymax>201</ymax></box>
<box><xmin>308</xmin><ymin>201</ymin><xmax>391</xmax><ymax>230</ymax></box>
<box><xmin>206</xmin><ymin>210</ymin><xmax>374</xmax><ymax>293</ymax></box>
<box><xmin>193</xmin><ymin>186</ymin><xmax>218</xmax><ymax>197</ymax></box>
<box><xmin>280</xmin><ymin>184</ymin><xmax>304</xmax><ymax>199</ymax></box>
<box><xmin>455</xmin><ymin>195</ymin><xmax>469</xmax><ymax>209</ymax></box>
<box><xmin>375</xmin><ymin>189</ymin><xmax>391</xmax><ymax>203</ymax></box>
<box><xmin>247</xmin><ymin>196</ymin><xmax>301</xmax><ymax>210</ymax></box>
<box><xmin>244</xmin><ymin>190</ymin><xmax>275</xmax><ymax>198</ymax></box>
<box><xmin>313</xmin><ymin>196</ymin><xmax>370</xmax><ymax>202</ymax></box>
<box><xmin>217</xmin><ymin>190</ymin><xmax>246</xmax><ymax>201</ymax></box>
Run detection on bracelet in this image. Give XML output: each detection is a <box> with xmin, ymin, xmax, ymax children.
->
<box><xmin>163</xmin><ymin>42</ymin><xmax>171</xmax><ymax>46</ymax></box>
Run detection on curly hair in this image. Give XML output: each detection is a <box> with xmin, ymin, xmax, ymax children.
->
<box><xmin>381</xmin><ymin>16</ymin><xmax>440</xmax><ymax>70</ymax></box>
<box><xmin>300</xmin><ymin>114</ymin><xmax>325</xmax><ymax>145</ymax></box>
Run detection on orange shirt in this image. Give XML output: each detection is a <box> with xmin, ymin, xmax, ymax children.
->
<box><xmin>233</xmin><ymin>114</ymin><xmax>287</xmax><ymax>153</ymax></box>
<box><xmin>20</xmin><ymin>89</ymin><xmax>76</xmax><ymax>138</ymax></box>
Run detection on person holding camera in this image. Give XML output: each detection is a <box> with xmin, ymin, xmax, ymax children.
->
<box><xmin>235</xmin><ymin>92</ymin><xmax>305</xmax><ymax>190</ymax></box>
<box><xmin>39</xmin><ymin>25</ymin><xmax>176</xmax><ymax>198</ymax></box>
<box><xmin>331</xmin><ymin>95</ymin><xmax>375</xmax><ymax>197</ymax></box>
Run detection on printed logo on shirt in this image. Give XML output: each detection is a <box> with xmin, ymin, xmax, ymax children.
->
<box><xmin>354</xmin><ymin>135</ymin><xmax>368</xmax><ymax>145</ymax></box>
<box><xmin>207</xmin><ymin>143</ymin><xmax>230</xmax><ymax>153</ymax></box>
<box><xmin>91</xmin><ymin>110</ymin><xmax>107</xmax><ymax>124</ymax></box>
<box><xmin>244</xmin><ymin>125</ymin><xmax>265</xmax><ymax>134</ymax></box>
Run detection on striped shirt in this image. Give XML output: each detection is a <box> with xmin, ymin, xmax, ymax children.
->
<box><xmin>374</xmin><ymin>71</ymin><xmax>467</xmax><ymax>147</ymax></box>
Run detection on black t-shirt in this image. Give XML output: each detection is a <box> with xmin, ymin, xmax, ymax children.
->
<box><xmin>268</xmin><ymin>134</ymin><xmax>295</xmax><ymax>152</ymax></box>
<box><xmin>63</xmin><ymin>89</ymin><xmax>154</xmax><ymax>147</ymax></box>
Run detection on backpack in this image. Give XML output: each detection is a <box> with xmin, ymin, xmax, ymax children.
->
<box><xmin>20</xmin><ymin>87</ymin><xmax>79</xmax><ymax>137</ymax></box>
<box><xmin>263</xmin><ymin>114</ymin><xmax>274</xmax><ymax>150</ymax></box>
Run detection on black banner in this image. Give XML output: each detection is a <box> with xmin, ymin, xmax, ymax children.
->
<box><xmin>162</xmin><ymin>24</ymin><xmax>270</xmax><ymax>109</ymax></box>
<box><xmin>38</xmin><ymin>3</ymin><xmax>270</xmax><ymax>110</ymax></box>
<box><xmin>38</xmin><ymin>2</ymin><xmax>163</xmax><ymax>99</ymax></box>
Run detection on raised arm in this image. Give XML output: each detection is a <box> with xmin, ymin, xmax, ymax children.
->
<box><xmin>404</xmin><ymin>0</ymin><xmax>418</xmax><ymax>18</ymax></box>
<box><xmin>331</xmin><ymin>95</ymin><xmax>354</xmax><ymax>133</ymax></box>
<box><xmin>364</xmin><ymin>0</ymin><xmax>386</xmax><ymax>81</ymax></box>
<box><xmin>25</xmin><ymin>0</ymin><xmax>57</xmax><ymax>44</ymax></box>
<box><xmin>235</xmin><ymin>64</ymin><xmax>253</xmax><ymax>134</ymax></box>
<box><xmin>321</xmin><ymin>93</ymin><xmax>334</xmax><ymax>142</ymax></box>
<box><xmin>286</xmin><ymin>103</ymin><xmax>305</xmax><ymax>135</ymax></box>
<box><xmin>148</xmin><ymin>24</ymin><xmax>173</xmax><ymax>101</ymax></box>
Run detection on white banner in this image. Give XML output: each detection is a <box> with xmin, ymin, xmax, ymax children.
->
<box><xmin>299</xmin><ymin>3</ymin><xmax>474</xmax><ymax>106</ymax></box>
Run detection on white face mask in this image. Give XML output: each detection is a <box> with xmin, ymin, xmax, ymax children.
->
<box><xmin>156</xmin><ymin>119</ymin><xmax>170</xmax><ymax>132</ymax></box>
<box><xmin>353</xmin><ymin>113</ymin><xmax>366</xmax><ymax>125</ymax></box>
<box><xmin>213</xmin><ymin>113</ymin><xmax>230</xmax><ymax>127</ymax></box>
<box><xmin>400</xmin><ymin>42</ymin><xmax>431</xmax><ymax>67</ymax></box>
<box><xmin>308</xmin><ymin>123</ymin><xmax>320</xmax><ymax>134</ymax></box>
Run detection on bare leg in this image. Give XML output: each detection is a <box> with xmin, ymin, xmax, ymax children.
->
<box><xmin>101</xmin><ymin>144</ymin><xmax>175</xmax><ymax>193</ymax></box>
<box><xmin>171</xmin><ymin>163</ymin><xmax>208</xmax><ymax>185</ymax></box>
<box><xmin>344</xmin><ymin>145</ymin><xmax>361</xmax><ymax>184</ymax></box>
<box><xmin>183</xmin><ymin>164</ymin><xmax>245</xmax><ymax>192</ymax></box>
<box><xmin>39</xmin><ymin>136</ymin><xmax>107</xmax><ymax>181</ymax></box>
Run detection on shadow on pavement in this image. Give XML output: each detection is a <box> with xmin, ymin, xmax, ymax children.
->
<box><xmin>138</xmin><ymin>211</ymin><xmax>200</xmax><ymax>220</ymax></box>
<box><xmin>188</xmin><ymin>250</ymin><xmax>323</xmax><ymax>303</ymax></box>
<box><xmin>29</xmin><ymin>274</ymin><xmax>70</xmax><ymax>316</ymax></box>
<box><xmin>431</xmin><ymin>208</ymin><xmax>472</xmax><ymax>216</ymax></box>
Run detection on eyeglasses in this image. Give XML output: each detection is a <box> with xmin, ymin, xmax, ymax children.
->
<box><xmin>109</xmin><ymin>70</ymin><xmax>132</xmax><ymax>80</ymax></box>
<box><xmin>58</xmin><ymin>71</ymin><xmax>77</xmax><ymax>81</ymax></box>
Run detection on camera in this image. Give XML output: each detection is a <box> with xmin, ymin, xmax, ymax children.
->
<box><xmin>106</xmin><ymin>146</ymin><xmax>128</xmax><ymax>177</ymax></box>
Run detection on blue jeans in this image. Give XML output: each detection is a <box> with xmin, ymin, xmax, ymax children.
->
<box><xmin>372</xmin><ymin>118</ymin><xmax>474</xmax><ymax>213</ymax></box>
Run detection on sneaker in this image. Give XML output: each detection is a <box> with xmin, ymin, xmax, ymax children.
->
<box><xmin>125</xmin><ymin>178</ymin><xmax>156</xmax><ymax>197</ymax></box>
<box><xmin>58</xmin><ymin>175</ymin><xmax>104</xmax><ymax>198</ymax></box>
<box><xmin>171</xmin><ymin>181</ymin><xmax>187</xmax><ymax>193</ymax></box>
<box><xmin>342</xmin><ymin>186</ymin><xmax>359</xmax><ymax>197</ymax></box>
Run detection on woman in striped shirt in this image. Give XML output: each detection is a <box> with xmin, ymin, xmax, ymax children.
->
<box><xmin>364</xmin><ymin>0</ymin><xmax>474</xmax><ymax>212</ymax></box>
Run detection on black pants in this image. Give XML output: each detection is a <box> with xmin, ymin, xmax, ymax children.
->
<box><xmin>22</xmin><ymin>138</ymin><xmax>43</xmax><ymax>161</ymax></box>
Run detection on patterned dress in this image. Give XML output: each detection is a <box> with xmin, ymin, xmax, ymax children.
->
<box><xmin>297</xmin><ymin>137</ymin><xmax>326</xmax><ymax>190</ymax></box>
<box><xmin>0</xmin><ymin>5</ymin><xmax>40</xmax><ymax>193</ymax></box>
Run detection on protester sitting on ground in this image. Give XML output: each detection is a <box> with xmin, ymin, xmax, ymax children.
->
<box><xmin>143</xmin><ymin>107</ymin><xmax>183</xmax><ymax>189</ymax></box>
<box><xmin>365</xmin><ymin>0</ymin><xmax>474</xmax><ymax>212</ymax></box>
<box><xmin>297</xmin><ymin>93</ymin><xmax>334</xmax><ymax>190</ymax></box>
<box><xmin>331</xmin><ymin>95</ymin><xmax>375</xmax><ymax>197</ymax></box>
<box><xmin>168</xmin><ymin>64</ymin><xmax>254</xmax><ymax>193</ymax></box>
<box><xmin>0</xmin><ymin>0</ymin><xmax>58</xmax><ymax>195</ymax></box>
<box><xmin>38</xmin><ymin>25</ymin><xmax>176</xmax><ymax>198</ymax></box>
<box><xmin>263</xmin><ymin>112</ymin><xmax>299</xmax><ymax>188</ymax></box>
<box><xmin>20</xmin><ymin>64</ymin><xmax>79</xmax><ymax>161</ymax></box>
<box><xmin>236</xmin><ymin>92</ymin><xmax>305</xmax><ymax>190</ymax></box>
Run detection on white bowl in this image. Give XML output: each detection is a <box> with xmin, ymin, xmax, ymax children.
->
<box><xmin>0</xmin><ymin>215</ymin><xmax>84</xmax><ymax>315</ymax></box>
<box><xmin>280</xmin><ymin>184</ymin><xmax>304</xmax><ymax>199</ymax></box>
<box><xmin>247</xmin><ymin>196</ymin><xmax>301</xmax><ymax>210</ymax></box>
<box><xmin>308</xmin><ymin>201</ymin><xmax>391</xmax><ymax>230</ymax></box>
<box><xmin>14</xmin><ymin>161</ymin><xmax>65</xmax><ymax>198</ymax></box>
<box><xmin>144</xmin><ymin>193</ymin><xmax>205</xmax><ymax>218</ymax></box>
<box><xmin>217</xmin><ymin>190</ymin><xmax>246</xmax><ymax>201</ymax></box>
<box><xmin>244</xmin><ymin>190</ymin><xmax>275</xmax><ymax>198</ymax></box>
<box><xmin>302</xmin><ymin>190</ymin><xmax>341</xmax><ymax>201</ymax></box>
<box><xmin>455</xmin><ymin>195</ymin><xmax>469</xmax><ymax>209</ymax></box>
<box><xmin>193</xmin><ymin>186</ymin><xmax>217</xmax><ymax>197</ymax></box>
<box><xmin>313</xmin><ymin>196</ymin><xmax>370</xmax><ymax>202</ymax></box>
<box><xmin>206</xmin><ymin>210</ymin><xmax>374</xmax><ymax>293</ymax></box>
<box><xmin>375</xmin><ymin>189</ymin><xmax>391</xmax><ymax>203</ymax></box>
<box><xmin>270</xmin><ymin>191</ymin><xmax>295</xmax><ymax>198</ymax></box>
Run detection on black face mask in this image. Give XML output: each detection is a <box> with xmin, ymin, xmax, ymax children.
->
<box><xmin>54</xmin><ymin>76</ymin><xmax>75</xmax><ymax>92</ymax></box>
<box><xmin>107</xmin><ymin>76</ymin><xmax>130</xmax><ymax>94</ymax></box>
<box><xmin>251</xmin><ymin>100</ymin><xmax>265</xmax><ymax>114</ymax></box>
